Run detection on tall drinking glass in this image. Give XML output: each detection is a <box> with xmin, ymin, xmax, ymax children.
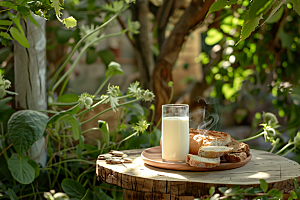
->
<box><xmin>162</xmin><ymin>104</ymin><xmax>189</xmax><ymax>163</ymax></box>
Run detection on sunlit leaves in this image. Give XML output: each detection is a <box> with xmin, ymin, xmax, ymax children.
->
<box><xmin>238</xmin><ymin>16</ymin><xmax>260</xmax><ymax>43</ymax></box>
<box><xmin>62</xmin><ymin>16</ymin><xmax>77</xmax><ymax>28</ymax></box>
<box><xmin>292</xmin><ymin>0</ymin><xmax>300</xmax><ymax>16</ymax></box>
<box><xmin>102</xmin><ymin>1</ymin><xmax>125</xmax><ymax>12</ymax></box>
<box><xmin>205</xmin><ymin>28</ymin><xmax>223</xmax><ymax>45</ymax></box>
<box><xmin>248</xmin><ymin>0</ymin><xmax>273</xmax><ymax>19</ymax></box>
<box><xmin>50</xmin><ymin>0</ymin><xmax>63</xmax><ymax>17</ymax></box>
<box><xmin>207</xmin><ymin>0</ymin><xmax>238</xmax><ymax>16</ymax></box>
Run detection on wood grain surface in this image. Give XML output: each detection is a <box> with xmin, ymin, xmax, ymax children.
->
<box><xmin>141</xmin><ymin>146</ymin><xmax>252</xmax><ymax>171</ymax></box>
<box><xmin>96</xmin><ymin>148</ymin><xmax>300</xmax><ymax>199</ymax></box>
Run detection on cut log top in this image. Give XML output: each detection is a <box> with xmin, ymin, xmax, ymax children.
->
<box><xmin>96</xmin><ymin>148</ymin><xmax>300</xmax><ymax>197</ymax></box>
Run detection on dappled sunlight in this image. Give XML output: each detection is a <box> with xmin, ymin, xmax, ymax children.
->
<box><xmin>248</xmin><ymin>172</ymin><xmax>270</xmax><ymax>179</ymax></box>
<box><xmin>129</xmin><ymin>157</ymin><xmax>188</xmax><ymax>180</ymax></box>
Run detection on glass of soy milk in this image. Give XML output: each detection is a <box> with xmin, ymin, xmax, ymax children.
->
<box><xmin>162</xmin><ymin>104</ymin><xmax>189</xmax><ymax>163</ymax></box>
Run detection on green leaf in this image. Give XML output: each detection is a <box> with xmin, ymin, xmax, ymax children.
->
<box><xmin>225</xmin><ymin>185</ymin><xmax>240</xmax><ymax>195</ymax></box>
<box><xmin>62</xmin><ymin>114</ymin><xmax>81</xmax><ymax>140</ymax></box>
<box><xmin>260</xmin><ymin>179</ymin><xmax>268</xmax><ymax>193</ymax></box>
<box><xmin>260</xmin><ymin>195</ymin><xmax>271</xmax><ymax>200</ymax></box>
<box><xmin>105</xmin><ymin>61</ymin><xmax>123</xmax><ymax>77</ymax></box>
<box><xmin>0</xmin><ymin>20</ymin><xmax>13</xmax><ymax>26</ymax></box>
<box><xmin>79</xmin><ymin>135</ymin><xmax>85</xmax><ymax>150</ymax></box>
<box><xmin>124</xmin><ymin>103</ymin><xmax>144</xmax><ymax>116</ymax></box>
<box><xmin>209</xmin><ymin>186</ymin><xmax>215</xmax><ymax>195</ymax></box>
<box><xmin>207</xmin><ymin>0</ymin><xmax>238</xmax><ymax>16</ymax></box>
<box><xmin>62</xmin><ymin>16</ymin><xmax>77</xmax><ymax>28</ymax></box>
<box><xmin>98</xmin><ymin>188</ymin><xmax>114</xmax><ymax>200</ymax></box>
<box><xmin>260</xmin><ymin>0</ymin><xmax>287</xmax><ymax>26</ymax></box>
<box><xmin>27</xmin><ymin>14</ymin><xmax>42</xmax><ymax>30</ymax></box>
<box><xmin>248</xmin><ymin>0</ymin><xmax>273</xmax><ymax>19</ymax></box>
<box><xmin>81</xmin><ymin>188</ymin><xmax>94</xmax><ymax>200</ymax></box>
<box><xmin>27</xmin><ymin>159</ymin><xmax>40</xmax><ymax>178</ymax></box>
<box><xmin>218</xmin><ymin>187</ymin><xmax>228</xmax><ymax>194</ymax></box>
<box><xmin>293</xmin><ymin>0</ymin><xmax>300</xmax><ymax>16</ymax></box>
<box><xmin>98</xmin><ymin>50</ymin><xmax>115</xmax><ymax>67</ymax></box>
<box><xmin>7</xmin><ymin>188</ymin><xmax>18</xmax><ymax>200</ymax></box>
<box><xmin>57</xmin><ymin>93</ymin><xmax>79</xmax><ymax>103</ymax></box>
<box><xmin>0</xmin><ymin>181</ymin><xmax>6</xmax><ymax>191</ymax></box>
<box><xmin>292</xmin><ymin>178</ymin><xmax>300</xmax><ymax>197</ymax></box>
<box><xmin>76</xmin><ymin>144</ymin><xmax>82</xmax><ymax>159</ymax></box>
<box><xmin>98</xmin><ymin>120</ymin><xmax>109</xmax><ymax>145</ymax></box>
<box><xmin>266</xmin><ymin>6</ymin><xmax>284</xmax><ymax>24</ymax></box>
<box><xmin>48</xmin><ymin>104</ymin><xmax>80</xmax><ymax>124</ymax></box>
<box><xmin>10</xmin><ymin>27</ymin><xmax>29</xmax><ymax>48</ymax></box>
<box><xmin>8</xmin><ymin>13</ymin><xmax>25</xmax><ymax>36</ymax></box>
<box><xmin>247</xmin><ymin>188</ymin><xmax>263</xmax><ymax>195</ymax></box>
<box><xmin>62</xmin><ymin>178</ymin><xmax>86</xmax><ymax>199</ymax></box>
<box><xmin>17</xmin><ymin>5</ymin><xmax>30</xmax><ymax>20</ymax></box>
<box><xmin>8</xmin><ymin>154</ymin><xmax>35</xmax><ymax>184</ymax></box>
<box><xmin>0</xmin><ymin>2</ymin><xmax>17</xmax><ymax>10</ymax></box>
<box><xmin>267</xmin><ymin>189</ymin><xmax>283</xmax><ymax>199</ymax></box>
<box><xmin>205</xmin><ymin>28</ymin><xmax>223</xmax><ymax>45</ymax></box>
<box><xmin>0</xmin><ymin>32</ymin><xmax>12</xmax><ymax>40</ymax></box>
<box><xmin>86</xmin><ymin>47</ymin><xmax>97</xmax><ymax>64</ymax></box>
<box><xmin>290</xmin><ymin>191</ymin><xmax>298</xmax><ymax>200</ymax></box>
<box><xmin>222</xmin><ymin>83</ymin><xmax>236</xmax><ymax>99</ymax></box>
<box><xmin>8</xmin><ymin>110</ymin><xmax>48</xmax><ymax>156</ymax></box>
<box><xmin>238</xmin><ymin>16</ymin><xmax>260</xmax><ymax>43</ymax></box>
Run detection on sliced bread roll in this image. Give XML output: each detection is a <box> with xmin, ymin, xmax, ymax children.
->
<box><xmin>198</xmin><ymin>146</ymin><xmax>233</xmax><ymax>158</ymax></box>
<box><xmin>226</xmin><ymin>139</ymin><xmax>251</xmax><ymax>156</ymax></box>
<box><xmin>189</xmin><ymin>133</ymin><xmax>204</xmax><ymax>155</ymax></box>
<box><xmin>189</xmin><ymin>128</ymin><xmax>232</xmax><ymax>155</ymax></box>
<box><xmin>186</xmin><ymin>154</ymin><xmax>220</xmax><ymax>168</ymax></box>
<box><xmin>224</xmin><ymin>152</ymin><xmax>247</xmax><ymax>163</ymax></box>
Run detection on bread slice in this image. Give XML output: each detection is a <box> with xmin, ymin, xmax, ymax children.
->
<box><xmin>224</xmin><ymin>152</ymin><xmax>247</xmax><ymax>163</ymax></box>
<box><xmin>189</xmin><ymin>133</ymin><xmax>204</xmax><ymax>155</ymax></box>
<box><xmin>189</xmin><ymin>128</ymin><xmax>232</xmax><ymax>155</ymax></box>
<box><xmin>198</xmin><ymin>146</ymin><xmax>233</xmax><ymax>158</ymax></box>
<box><xmin>186</xmin><ymin>154</ymin><xmax>220</xmax><ymax>168</ymax></box>
<box><xmin>190</xmin><ymin>128</ymin><xmax>231</xmax><ymax>146</ymax></box>
<box><xmin>226</xmin><ymin>139</ymin><xmax>250</xmax><ymax>156</ymax></box>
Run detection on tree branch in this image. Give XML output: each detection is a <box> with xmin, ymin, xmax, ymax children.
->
<box><xmin>153</xmin><ymin>0</ymin><xmax>215</xmax><ymax>124</ymax></box>
<box><xmin>155</xmin><ymin>0</ymin><xmax>175</xmax><ymax>49</ymax></box>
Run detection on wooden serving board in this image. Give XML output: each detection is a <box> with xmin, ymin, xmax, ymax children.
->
<box><xmin>141</xmin><ymin>146</ymin><xmax>252</xmax><ymax>171</ymax></box>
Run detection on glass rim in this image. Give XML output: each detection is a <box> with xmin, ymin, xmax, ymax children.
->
<box><xmin>162</xmin><ymin>104</ymin><xmax>189</xmax><ymax>108</ymax></box>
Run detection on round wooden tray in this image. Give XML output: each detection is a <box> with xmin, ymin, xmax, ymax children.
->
<box><xmin>141</xmin><ymin>146</ymin><xmax>252</xmax><ymax>171</ymax></box>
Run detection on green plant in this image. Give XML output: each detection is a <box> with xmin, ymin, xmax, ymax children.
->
<box><xmin>0</xmin><ymin>0</ymin><xmax>156</xmax><ymax>199</ymax></box>
<box><xmin>197</xmin><ymin>178</ymin><xmax>300</xmax><ymax>200</ymax></box>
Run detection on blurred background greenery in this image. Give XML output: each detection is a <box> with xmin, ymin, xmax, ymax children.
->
<box><xmin>1</xmin><ymin>0</ymin><xmax>300</xmax><ymax>199</ymax></box>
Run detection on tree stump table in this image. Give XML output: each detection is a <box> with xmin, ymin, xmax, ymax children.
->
<box><xmin>96</xmin><ymin>148</ymin><xmax>300</xmax><ymax>200</ymax></box>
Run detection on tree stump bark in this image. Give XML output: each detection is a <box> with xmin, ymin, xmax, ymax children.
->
<box><xmin>96</xmin><ymin>148</ymin><xmax>300</xmax><ymax>200</ymax></box>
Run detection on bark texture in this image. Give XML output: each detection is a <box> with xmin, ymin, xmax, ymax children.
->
<box><xmin>153</xmin><ymin>0</ymin><xmax>215</xmax><ymax>123</ymax></box>
<box><xmin>131</xmin><ymin>0</ymin><xmax>155</xmax><ymax>92</ymax></box>
<box><xmin>97</xmin><ymin>148</ymin><xmax>300</xmax><ymax>200</ymax></box>
<box><xmin>14</xmin><ymin>15</ymin><xmax>47</xmax><ymax>166</ymax></box>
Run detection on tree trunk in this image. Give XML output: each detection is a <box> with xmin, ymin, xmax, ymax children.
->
<box><xmin>14</xmin><ymin>14</ymin><xmax>47</xmax><ymax>167</ymax></box>
<box><xmin>153</xmin><ymin>0</ymin><xmax>215</xmax><ymax>124</ymax></box>
<box><xmin>131</xmin><ymin>0</ymin><xmax>155</xmax><ymax>92</ymax></box>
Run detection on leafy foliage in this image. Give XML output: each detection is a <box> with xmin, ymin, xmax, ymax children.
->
<box><xmin>8</xmin><ymin>110</ymin><xmax>48</xmax><ymax>156</ymax></box>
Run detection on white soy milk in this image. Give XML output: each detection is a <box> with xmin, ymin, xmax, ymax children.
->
<box><xmin>162</xmin><ymin>117</ymin><xmax>189</xmax><ymax>162</ymax></box>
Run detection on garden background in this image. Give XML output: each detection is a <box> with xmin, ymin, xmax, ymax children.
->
<box><xmin>0</xmin><ymin>0</ymin><xmax>300</xmax><ymax>199</ymax></box>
